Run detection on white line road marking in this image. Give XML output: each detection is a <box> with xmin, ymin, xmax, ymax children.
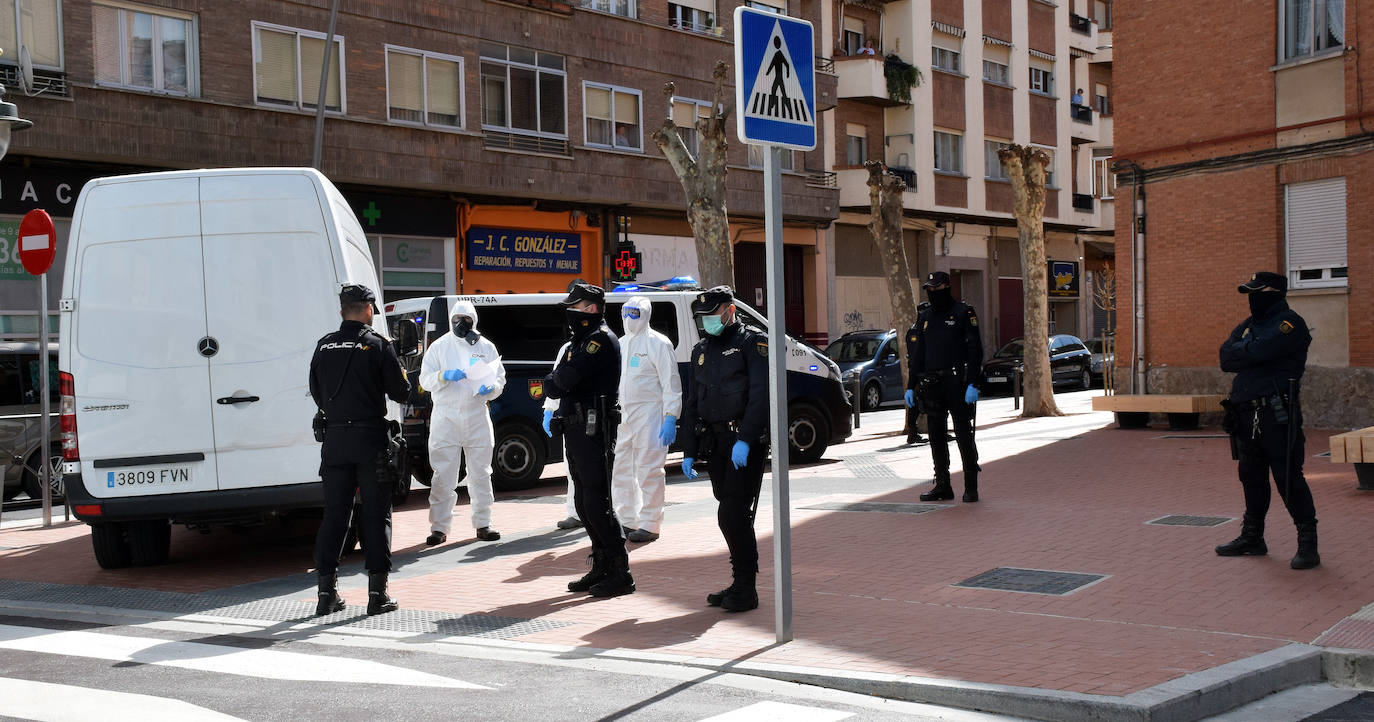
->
<box><xmin>0</xmin><ymin>624</ymin><xmax>489</xmax><ymax>690</ymax></box>
<box><xmin>0</xmin><ymin>677</ymin><xmax>246</xmax><ymax>722</ymax></box>
<box><xmin>698</xmin><ymin>700</ymin><xmax>854</xmax><ymax>722</ymax></box>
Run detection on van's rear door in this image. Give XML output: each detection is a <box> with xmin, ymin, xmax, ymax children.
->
<box><xmin>72</xmin><ymin>178</ymin><xmax>218</xmax><ymax>497</ymax></box>
<box><xmin>199</xmin><ymin>174</ymin><xmax>340</xmax><ymax>490</ymax></box>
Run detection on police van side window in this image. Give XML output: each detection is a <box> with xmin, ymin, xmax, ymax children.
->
<box><xmin>604</xmin><ymin>301</ymin><xmax>679</xmax><ymax>348</ymax></box>
<box><xmin>480</xmin><ymin>305</ymin><xmax>567</xmax><ymax>361</ymax></box>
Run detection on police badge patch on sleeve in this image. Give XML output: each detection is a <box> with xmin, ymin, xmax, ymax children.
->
<box><xmin>586</xmin><ymin>340</ymin><xmax>601</xmax><ymax>354</ymax></box>
<box><xmin>1279</xmin><ymin>320</ymin><xmax>1294</xmax><ymax>334</ymax></box>
<box><xmin>756</xmin><ymin>340</ymin><xmax>768</xmax><ymax>357</ymax></box>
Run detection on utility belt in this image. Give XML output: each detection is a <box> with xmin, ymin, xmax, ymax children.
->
<box><xmin>697</xmin><ymin>420</ymin><xmax>739</xmax><ymax>435</ymax></box>
<box><xmin>1222</xmin><ymin>390</ymin><xmax>1298</xmax><ymax>458</ymax></box>
<box><xmin>556</xmin><ymin>397</ymin><xmax>620</xmax><ymax>437</ymax></box>
<box><xmin>921</xmin><ymin>365</ymin><xmax>967</xmax><ymax>380</ymax></box>
<box><xmin>326</xmin><ymin>418</ymin><xmax>387</xmax><ymax>429</ymax></box>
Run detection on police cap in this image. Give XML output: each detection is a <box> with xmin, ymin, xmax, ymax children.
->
<box><xmin>691</xmin><ymin>285</ymin><xmax>735</xmax><ymax>315</ymax></box>
<box><xmin>922</xmin><ymin>271</ymin><xmax>951</xmax><ymax>289</ymax></box>
<box><xmin>559</xmin><ymin>281</ymin><xmax>605</xmax><ymax>307</ymax></box>
<box><xmin>339</xmin><ymin>284</ymin><xmax>380</xmax><ymax>312</ymax></box>
<box><xmin>1238</xmin><ymin>271</ymin><xmax>1287</xmax><ymax>294</ymax></box>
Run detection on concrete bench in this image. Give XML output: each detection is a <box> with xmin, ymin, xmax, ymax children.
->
<box><xmin>1091</xmin><ymin>394</ymin><xmax>1226</xmax><ymax>431</ymax></box>
<box><xmin>1330</xmin><ymin>426</ymin><xmax>1374</xmax><ymax>490</ymax></box>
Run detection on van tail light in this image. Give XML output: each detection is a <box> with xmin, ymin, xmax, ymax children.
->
<box><xmin>59</xmin><ymin>371</ymin><xmax>78</xmax><ymax>462</ymax></box>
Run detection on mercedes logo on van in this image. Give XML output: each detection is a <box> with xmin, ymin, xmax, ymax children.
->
<box><xmin>198</xmin><ymin>337</ymin><xmax>219</xmax><ymax>357</ymax></box>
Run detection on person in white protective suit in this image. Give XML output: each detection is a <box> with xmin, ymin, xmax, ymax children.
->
<box><xmin>420</xmin><ymin>300</ymin><xmax>506</xmax><ymax>546</ymax></box>
<box><xmin>610</xmin><ymin>296</ymin><xmax>682</xmax><ymax>543</ymax></box>
<box><xmin>547</xmin><ymin>342</ymin><xmax>583</xmax><ymax>531</ymax></box>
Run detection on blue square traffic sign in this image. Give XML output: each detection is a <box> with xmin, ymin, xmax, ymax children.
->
<box><xmin>734</xmin><ymin>7</ymin><xmax>816</xmax><ymax>151</ymax></box>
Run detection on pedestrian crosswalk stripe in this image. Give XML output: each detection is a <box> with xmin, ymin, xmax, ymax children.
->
<box><xmin>0</xmin><ymin>624</ymin><xmax>490</xmax><ymax>690</ymax></box>
<box><xmin>0</xmin><ymin>677</ymin><xmax>246</xmax><ymax>722</ymax></box>
<box><xmin>697</xmin><ymin>700</ymin><xmax>854</xmax><ymax>721</ymax></box>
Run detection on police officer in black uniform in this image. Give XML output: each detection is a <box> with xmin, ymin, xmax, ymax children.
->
<box><xmin>543</xmin><ymin>282</ymin><xmax>635</xmax><ymax>597</ymax></box>
<box><xmin>904</xmin><ymin>301</ymin><xmax>930</xmax><ymax>445</ymax></box>
<box><xmin>309</xmin><ymin>284</ymin><xmax>411</xmax><ymax>616</ymax></box>
<box><xmin>905</xmin><ymin>271</ymin><xmax>984</xmax><ymax>502</ymax></box>
<box><xmin>680</xmin><ymin>286</ymin><xmax>769</xmax><ymax>613</ymax></box>
<box><xmin>1215</xmin><ymin>271</ymin><xmax>1319</xmax><ymax>569</ymax></box>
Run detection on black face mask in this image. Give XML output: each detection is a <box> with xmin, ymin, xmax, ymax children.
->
<box><xmin>926</xmin><ymin>287</ymin><xmax>953</xmax><ymax>309</ymax></box>
<box><xmin>1248</xmin><ymin>291</ymin><xmax>1283</xmax><ymax>317</ymax></box>
<box><xmin>454</xmin><ymin>319</ymin><xmax>478</xmax><ymax>345</ymax></box>
<box><xmin>565</xmin><ymin>308</ymin><xmax>600</xmax><ymax>337</ymax></box>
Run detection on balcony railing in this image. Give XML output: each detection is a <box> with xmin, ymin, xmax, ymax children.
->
<box><xmin>805</xmin><ymin>170</ymin><xmax>837</xmax><ymax>188</ymax></box>
<box><xmin>890</xmin><ymin>167</ymin><xmax>916</xmax><ymax>189</ymax></box>
<box><xmin>0</xmin><ymin>65</ymin><xmax>68</xmax><ymax>98</ymax></box>
<box><xmin>483</xmin><ymin>130</ymin><xmax>571</xmax><ymax>155</ymax></box>
<box><xmin>1070</xmin><ymin>103</ymin><xmax>1093</xmax><ymax>123</ymax></box>
<box><xmin>580</xmin><ymin>0</ymin><xmax>635</xmax><ymax>17</ymax></box>
<box><xmin>1072</xmin><ymin>193</ymin><xmax>1094</xmax><ymax>212</ymax></box>
<box><xmin>669</xmin><ymin>17</ymin><xmax>721</xmax><ymax>36</ymax></box>
<box><xmin>1069</xmin><ymin>13</ymin><xmax>1092</xmax><ymax>35</ymax></box>
<box><xmin>815</xmin><ymin>56</ymin><xmax>835</xmax><ymax>74</ymax></box>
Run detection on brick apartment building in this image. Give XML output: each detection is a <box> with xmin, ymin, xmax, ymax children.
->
<box><xmin>0</xmin><ymin>0</ymin><xmax>839</xmax><ymax>343</ymax></box>
<box><xmin>1113</xmin><ymin>0</ymin><xmax>1371</xmax><ymax>426</ymax></box>
<box><xmin>826</xmin><ymin>0</ymin><xmax>1115</xmax><ymax>353</ymax></box>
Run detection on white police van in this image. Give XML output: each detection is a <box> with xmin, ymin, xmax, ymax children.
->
<box><xmin>384</xmin><ymin>278</ymin><xmax>852</xmax><ymax>491</ymax></box>
<box><xmin>58</xmin><ymin>168</ymin><xmax>414</xmax><ymax>569</ymax></box>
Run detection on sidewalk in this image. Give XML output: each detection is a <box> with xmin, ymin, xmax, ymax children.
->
<box><xmin>2</xmin><ymin>392</ymin><xmax>1369</xmax><ymax>720</ymax></box>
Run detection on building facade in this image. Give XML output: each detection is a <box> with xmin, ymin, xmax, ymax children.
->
<box><xmin>1113</xmin><ymin>0</ymin><xmax>1370</xmax><ymax>426</ymax></box>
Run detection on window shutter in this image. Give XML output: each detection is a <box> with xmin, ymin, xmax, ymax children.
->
<box><xmin>843</xmin><ymin>17</ymin><xmax>862</xmax><ymax>34</ymax></box>
<box><xmin>300</xmin><ymin>35</ymin><xmax>341</xmax><ymax>109</ymax></box>
<box><xmin>93</xmin><ymin>5</ymin><xmax>121</xmax><ymax>84</ymax></box>
<box><xmin>674</xmin><ymin>0</ymin><xmax>714</xmax><ymax>13</ymax></box>
<box><xmin>425</xmin><ymin>57</ymin><xmax>460</xmax><ymax>122</ymax></box>
<box><xmin>585</xmin><ymin>86</ymin><xmax>611</xmax><ymax>120</ymax></box>
<box><xmin>387</xmin><ymin>51</ymin><xmax>422</xmax><ymax>114</ymax></box>
<box><xmin>255</xmin><ymin>28</ymin><xmax>298</xmax><ymax>104</ymax></box>
<box><xmin>23</xmin><ymin>0</ymin><xmax>62</xmax><ymax>67</ymax></box>
<box><xmin>613</xmin><ymin>91</ymin><xmax>637</xmax><ymax>124</ymax></box>
<box><xmin>1286</xmin><ymin>177</ymin><xmax>1347</xmax><ymax>270</ymax></box>
<box><xmin>673</xmin><ymin>99</ymin><xmax>695</xmax><ymax>128</ymax></box>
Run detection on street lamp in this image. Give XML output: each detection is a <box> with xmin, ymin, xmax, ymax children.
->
<box><xmin>0</xmin><ymin>78</ymin><xmax>33</xmax><ymax>159</ymax></box>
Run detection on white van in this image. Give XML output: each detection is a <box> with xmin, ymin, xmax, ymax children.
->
<box><xmin>383</xmin><ymin>283</ymin><xmax>852</xmax><ymax>491</ymax></box>
<box><xmin>58</xmin><ymin>168</ymin><xmax>407</xmax><ymax>569</ymax></box>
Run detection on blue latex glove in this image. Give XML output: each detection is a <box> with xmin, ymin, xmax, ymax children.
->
<box><xmin>904</xmin><ymin>389</ymin><xmax>915</xmax><ymax>408</ymax></box>
<box><xmin>442</xmin><ymin>368</ymin><xmax>466</xmax><ymax>382</ymax></box>
<box><xmin>658</xmin><ymin>415</ymin><xmax>677</xmax><ymax>446</ymax></box>
<box><xmin>542</xmin><ymin>409</ymin><xmax>554</xmax><ymax>437</ymax></box>
<box><xmin>478</xmin><ymin>384</ymin><xmax>494</xmax><ymax>396</ymax></box>
<box><xmin>965</xmin><ymin>385</ymin><xmax>979</xmax><ymax>404</ymax></box>
<box><xmin>731</xmin><ymin>440</ymin><xmax>750</xmax><ymax>469</ymax></box>
<box><xmin>682</xmin><ymin>457</ymin><xmax>698</xmax><ymax>479</ymax></box>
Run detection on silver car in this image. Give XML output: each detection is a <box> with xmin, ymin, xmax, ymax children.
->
<box><xmin>0</xmin><ymin>343</ymin><xmax>62</xmax><ymax>502</ymax></box>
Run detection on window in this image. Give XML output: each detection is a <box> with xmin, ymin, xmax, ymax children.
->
<box><xmin>745</xmin><ymin>0</ymin><xmax>785</xmax><ymax>14</ymax></box>
<box><xmin>1095</xmin><ymin>83</ymin><xmax>1111</xmax><ymax>115</ymax></box>
<box><xmin>478</xmin><ymin>305</ymin><xmax>569</xmax><ymax>361</ymax></box>
<box><xmin>253</xmin><ymin>22</ymin><xmax>343</xmax><ymax>112</ymax></box>
<box><xmin>584</xmin><ymin>82</ymin><xmax>641</xmax><ymax>150</ymax></box>
<box><xmin>748</xmin><ymin>144</ymin><xmax>794</xmax><ymax>170</ymax></box>
<box><xmin>1092</xmin><ymin>155</ymin><xmax>1116</xmax><ymax>199</ymax></box>
<box><xmin>668</xmin><ymin>3</ymin><xmax>714</xmax><ymax>34</ymax></box>
<box><xmin>1094</xmin><ymin>0</ymin><xmax>1112</xmax><ymax>30</ymax></box>
<box><xmin>480</xmin><ymin>43</ymin><xmax>566</xmax><ymax>138</ymax></box>
<box><xmin>1034</xmin><ymin>145</ymin><xmax>1056</xmax><ymax>187</ymax></box>
<box><xmin>934</xmin><ymin>131</ymin><xmax>963</xmax><ymax>174</ymax></box>
<box><xmin>93</xmin><ymin>3</ymin><xmax>196</xmax><ymax>95</ymax></box>
<box><xmin>672</xmin><ymin>97</ymin><xmax>712</xmax><ymax>158</ymax></box>
<box><xmin>984</xmin><ymin>140</ymin><xmax>1010</xmax><ymax>180</ymax></box>
<box><xmin>1285</xmin><ymin>177</ymin><xmax>1347</xmax><ymax>288</ymax></box>
<box><xmin>982</xmin><ymin>60</ymin><xmax>1009</xmax><ymax>85</ymax></box>
<box><xmin>386</xmin><ymin>46</ymin><xmax>462</xmax><ymax>128</ymax></box>
<box><xmin>0</xmin><ymin>0</ymin><xmax>61</xmax><ymax>69</ymax></box>
<box><xmin>846</xmin><ymin>126</ymin><xmax>867</xmax><ymax>166</ymax></box>
<box><xmin>1281</xmin><ymin>0</ymin><xmax>1344</xmax><ymax>62</ymax></box>
<box><xmin>1029</xmin><ymin>65</ymin><xmax>1054</xmax><ymax>95</ymax></box>
<box><xmin>605</xmin><ymin>301</ymin><xmax>679</xmax><ymax>347</ymax></box>
<box><xmin>932</xmin><ymin>47</ymin><xmax>961</xmax><ymax>73</ymax></box>
<box><xmin>580</xmin><ymin>0</ymin><xmax>636</xmax><ymax>19</ymax></box>
<box><xmin>842</xmin><ymin>16</ymin><xmax>864</xmax><ymax>55</ymax></box>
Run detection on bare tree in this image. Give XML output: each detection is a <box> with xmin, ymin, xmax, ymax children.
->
<box><xmin>998</xmin><ymin>144</ymin><xmax>1062</xmax><ymax>417</ymax></box>
<box><xmin>653</xmin><ymin>61</ymin><xmax>735</xmax><ymax>288</ymax></box>
<box><xmin>1091</xmin><ymin>262</ymin><xmax>1117</xmax><ymax>395</ymax></box>
<box><xmin>865</xmin><ymin>161</ymin><xmax>920</xmax><ymax>396</ymax></box>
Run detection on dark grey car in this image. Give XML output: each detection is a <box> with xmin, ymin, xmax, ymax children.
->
<box><xmin>826</xmin><ymin>330</ymin><xmax>904</xmax><ymax>411</ymax></box>
<box><xmin>0</xmin><ymin>343</ymin><xmax>62</xmax><ymax>502</ymax></box>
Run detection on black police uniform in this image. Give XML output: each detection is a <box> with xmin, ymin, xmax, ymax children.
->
<box><xmin>1216</xmin><ymin>271</ymin><xmax>1318</xmax><ymax>569</ymax></box>
<box><xmin>904</xmin><ymin>301</ymin><xmax>931</xmax><ymax>445</ymax></box>
<box><xmin>905</xmin><ymin>273</ymin><xmax>984</xmax><ymax>501</ymax></box>
<box><xmin>681</xmin><ymin>286</ymin><xmax>769</xmax><ymax>612</ymax></box>
<box><xmin>308</xmin><ymin>285</ymin><xmax>410</xmax><ymax>614</ymax></box>
<box><xmin>544</xmin><ymin>282</ymin><xmax>634</xmax><ymax>597</ymax></box>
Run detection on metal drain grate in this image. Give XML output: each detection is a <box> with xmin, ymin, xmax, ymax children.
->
<box><xmin>954</xmin><ymin>567</ymin><xmax>1107</xmax><ymax>596</ymax></box>
<box><xmin>800</xmin><ymin>501</ymin><xmax>947</xmax><ymax>514</ymax></box>
<box><xmin>1147</xmin><ymin>514</ymin><xmax>1232</xmax><ymax>527</ymax></box>
<box><xmin>843</xmin><ymin>456</ymin><xmax>898</xmax><ymax>478</ymax></box>
<box><xmin>0</xmin><ymin>579</ymin><xmax>571</xmax><ymax>639</ymax></box>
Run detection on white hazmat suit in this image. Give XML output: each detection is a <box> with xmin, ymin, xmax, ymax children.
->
<box><xmin>610</xmin><ymin>297</ymin><xmax>682</xmax><ymax>534</ymax></box>
<box><xmin>421</xmin><ymin>301</ymin><xmax>506</xmax><ymax>536</ymax></box>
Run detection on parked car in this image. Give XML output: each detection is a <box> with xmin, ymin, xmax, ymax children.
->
<box><xmin>0</xmin><ymin>343</ymin><xmax>61</xmax><ymax>503</ymax></box>
<box><xmin>981</xmin><ymin>334</ymin><xmax>1094</xmax><ymax>393</ymax></box>
<box><xmin>1086</xmin><ymin>336</ymin><xmax>1114</xmax><ymax>386</ymax></box>
<box><xmin>825</xmin><ymin>329</ymin><xmax>904</xmax><ymax>411</ymax></box>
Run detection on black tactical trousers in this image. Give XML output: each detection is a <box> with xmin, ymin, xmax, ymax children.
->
<box><xmin>706</xmin><ymin>431</ymin><xmax>767</xmax><ymax>578</ymax></box>
<box><xmin>1234</xmin><ymin>405</ymin><xmax>1316</xmax><ymax>525</ymax></box>
<box><xmin>315</xmin><ymin>427</ymin><xmax>392</xmax><ymax>575</ymax></box>
<box><xmin>921</xmin><ymin>374</ymin><xmax>979</xmax><ymax>483</ymax></box>
<box><xmin>565</xmin><ymin>427</ymin><xmax>624</xmax><ymax>554</ymax></box>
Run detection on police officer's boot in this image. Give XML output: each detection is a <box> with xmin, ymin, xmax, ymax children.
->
<box><xmin>567</xmin><ymin>550</ymin><xmax>609</xmax><ymax>593</ymax></box>
<box><xmin>1291</xmin><ymin>522</ymin><xmax>1320</xmax><ymax>570</ymax></box>
<box><xmin>1215</xmin><ymin>514</ymin><xmax>1267</xmax><ymax>557</ymax></box>
<box><xmin>366</xmin><ymin>572</ymin><xmax>399</xmax><ymax>615</ymax></box>
<box><xmin>588</xmin><ymin>552</ymin><xmax>636</xmax><ymax>598</ymax></box>
<box><xmin>720</xmin><ymin>574</ymin><xmax>758</xmax><ymax>613</ymax></box>
<box><xmin>314</xmin><ymin>572</ymin><xmax>345</xmax><ymax>616</ymax></box>
<box><xmin>962</xmin><ymin>471</ymin><xmax>979</xmax><ymax>503</ymax></box>
<box><xmin>707</xmin><ymin>581</ymin><xmax>735</xmax><ymax>607</ymax></box>
<box><xmin>920</xmin><ymin>478</ymin><xmax>954</xmax><ymax>502</ymax></box>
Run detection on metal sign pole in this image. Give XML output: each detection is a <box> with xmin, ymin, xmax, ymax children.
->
<box><xmin>40</xmin><ymin>271</ymin><xmax>51</xmax><ymax>527</ymax></box>
<box><xmin>763</xmin><ymin>145</ymin><xmax>792</xmax><ymax>642</ymax></box>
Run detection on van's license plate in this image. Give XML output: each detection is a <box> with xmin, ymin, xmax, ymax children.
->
<box><xmin>105</xmin><ymin>467</ymin><xmax>194</xmax><ymax>488</ymax></box>
<box><xmin>987</xmin><ymin>376</ymin><xmax>1009</xmax><ymax>383</ymax></box>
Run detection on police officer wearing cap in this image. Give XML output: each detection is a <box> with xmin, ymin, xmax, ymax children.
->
<box><xmin>309</xmin><ymin>284</ymin><xmax>411</xmax><ymax>616</ymax></box>
<box><xmin>680</xmin><ymin>286</ymin><xmax>769</xmax><ymax>613</ymax></box>
<box><xmin>542</xmin><ymin>282</ymin><xmax>635</xmax><ymax>597</ymax></box>
<box><xmin>1215</xmin><ymin>271</ymin><xmax>1319</xmax><ymax>569</ymax></box>
<box><xmin>905</xmin><ymin>271</ymin><xmax>984</xmax><ymax>502</ymax></box>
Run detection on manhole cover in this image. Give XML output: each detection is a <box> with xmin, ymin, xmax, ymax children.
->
<box><xmin>1147</xmin><ymin>514</ymin><xmax>1232</xmax><ymax>527</ymax></box>
<box><xmin>800</xmin><ymin>501</ymin><xmax>947</xmax><ymax>514</ymax></box>
<box><xmin>954</xmin><ymin>567</ymin><xmax>1107</xmax><ymax>595</ymax></box>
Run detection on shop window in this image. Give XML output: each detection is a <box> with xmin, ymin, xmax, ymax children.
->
<box><xmin>253</xmin><ymin>21</ymin><xmax>343</xmax><ymax>112</ymax></box>
<box><xmin>368</xmin><ymin>235</ymin><xmax>449</xmax><ymax>303</ymax></box>
<box><xmin>93</xmin><ymin>2</ymin><xmax>196</xmax><ymax>95</ymax></box>
<box><xmin>386</xmin><ymin>46</ymin><xmax>462</xmax><ymax>128</ymax></box>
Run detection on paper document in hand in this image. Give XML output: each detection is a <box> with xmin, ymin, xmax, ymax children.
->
<box><xmin>463</xmin><ymin>359</ymin><xmax>500</xmax><ymax>397</ymax></box>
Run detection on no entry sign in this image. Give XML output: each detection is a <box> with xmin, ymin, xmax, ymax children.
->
<box><xmin>18</xmin><ymin>208</ymin><xmax>55</xmax><ymax>276</ymax></box>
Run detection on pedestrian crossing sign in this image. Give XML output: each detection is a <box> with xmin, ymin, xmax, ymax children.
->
<box><xmin>733</xmin><ymin>6</ymin><xmax>816</xmax><ymax>151</ymax></box>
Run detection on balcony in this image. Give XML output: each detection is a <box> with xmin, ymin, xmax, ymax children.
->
<box><xmin>669</xmin><ymin>17</ymin><xmax>724</xmax><ymax>37</ymax></box>
<box><xmin>1067</xmin><ymin>12</ymin><xmax>1097</xmax><ymax>54</ymax></box>
<box><xmin>835</xmin><ymin>166</ymin><xmax>919</xmax><ymax>209</ymax></box>
<box><xmin>1093</xmin><ymin>30</ymin><xmax>1113</xmax><ymax>63</ymax></box>
<box><xmin>835</xmin><ymin>55</ymin><xmax>903</xmax><ymax>107</ymax></box>
<box><xmin>1072</xmin><ymin>193</ymin><xmax>1094</xmax><ymax>212</ymax></box>
<box><xmin>1069</xmin><ymin>103</ymin><xmax>1099</xmax><ymax>144</ymax></box>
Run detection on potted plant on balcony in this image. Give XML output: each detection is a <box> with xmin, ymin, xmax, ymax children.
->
<box><xmin>884</xmin><ymin>54</ymin><xmax>922</xmax><ymax>104</ymax></box>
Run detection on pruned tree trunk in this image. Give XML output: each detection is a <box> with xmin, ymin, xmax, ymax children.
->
<box><xmin>865</xmin><ymin>161</ymin><xmax>919</xmax><ymax>396</ymax></box>
<box><xmin>998</xmin><ymin>144</ymin><xmax>1063</xmax><ymax>417</ymax></box>
<box><xmin>653</xmin><ymin>60</ymin><xmax>734</xmax><ymax>289</ymax></box>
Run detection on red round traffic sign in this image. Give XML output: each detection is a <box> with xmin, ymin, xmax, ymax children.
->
<box><xmin>18</xmin><ymin>209</ymin><xmax>56</xmax><ymax>276</ymax></box>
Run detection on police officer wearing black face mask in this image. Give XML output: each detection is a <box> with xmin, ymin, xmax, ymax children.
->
<box><xmin>309</xmin><ymin>284</ymin><xmax>411</xmax><ymax>616</ymax></box>
<box><xmin>680</xmin><ymin>286</ymin><xmax>769</xmax><ymax>613</ymax></box>
<box><xmin>1215</xmin><ymin>271</ymin><xmax>1319</xmax><ymax>569</ymax></box>
<box><xmin>905</xmin><ymin>271</ymin><xmax>984</xmax><ymax>502</ymax></box>
<box><xmin>542</xmin><ymin>282</ymin><xmax>635</xmax><ymax>597</ymax></box>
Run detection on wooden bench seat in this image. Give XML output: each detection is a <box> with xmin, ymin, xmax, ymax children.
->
<box><xmin>1091</xmin><ymin>394</ymin><xmax>1226</xmax><ymax>430</ymax></box>
<box><xmin>1330</xmin><ymin>425</ymin><xmax>1374</xmax><ymax>490</ymax></box>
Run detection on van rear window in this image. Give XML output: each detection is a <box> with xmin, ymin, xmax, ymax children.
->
<box><xmin>479</xmin><ymin>305</ymin><xmax>568</xmax><ymax>361</ymax></box>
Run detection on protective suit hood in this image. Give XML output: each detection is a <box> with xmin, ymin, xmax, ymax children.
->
<box><xmin>622</xmin><ymin>296</ymin><xmax>652</xmax><ymax>336</ymax></box>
